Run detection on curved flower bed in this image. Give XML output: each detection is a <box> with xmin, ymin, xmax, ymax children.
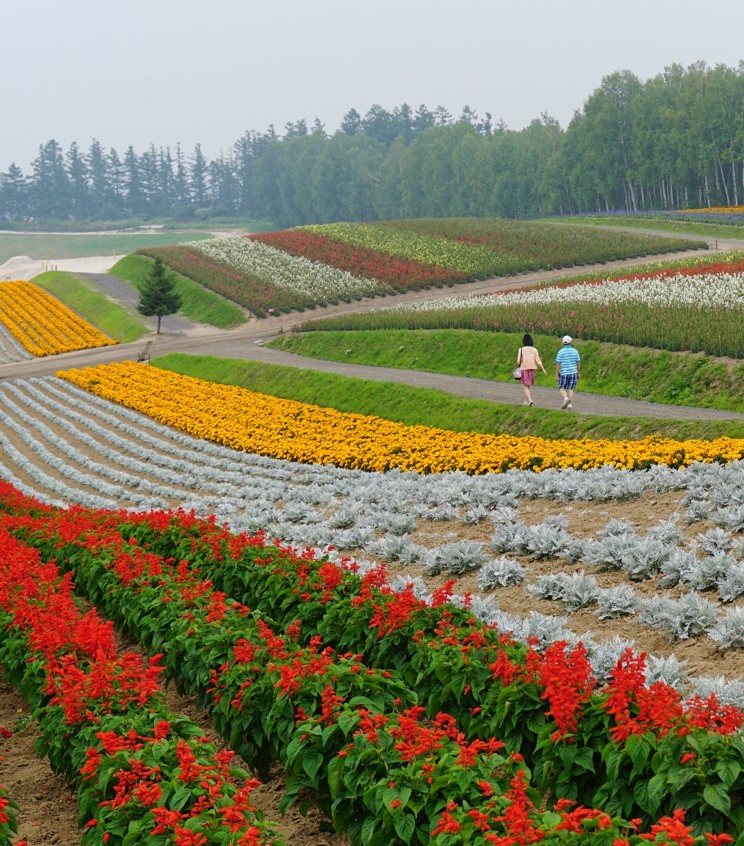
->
<box><xmin>301</xmin><ymin>222</ymin><xmax>518</xmax><ymax>277</ymax></box>
<box><xmin>390</xmin><ymin>267</ymin><xmax>744</xmax><ymax>313</ymax></box>
<box><xmin>58</xmin><ymin>361</ymin><xmax>744</xmax><ymax>473</ymax></box>
<box><xmin>0</xmin><ymin>281</ymin><xmax>116</xmax><ymax>356</ymax></box>
<box><xmin>2</xmin><ymin>484</ymin><xmax>742</xmax><ymax>840</ymax></box>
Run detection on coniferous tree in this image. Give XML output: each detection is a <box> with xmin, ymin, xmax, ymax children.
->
<box><xmin>137</xmin><ymin>256</ymin><xmax>182</xmax><ymax>333</ymax></box>
<box><xmin>0</xmin><ymin>163</ymin><xmax>28</xmax><ymax>220</ymax></box>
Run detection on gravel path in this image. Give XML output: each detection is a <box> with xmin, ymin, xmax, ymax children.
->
<box><xmin>3</xmin><ymin>234</ymin><xmax>744</xmax><ymax>422</ymax></box>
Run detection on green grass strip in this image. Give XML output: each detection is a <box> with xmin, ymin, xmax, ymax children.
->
<box><xmin>30</xmin><ymin>270</ymin><xmax>147</xmax><ymax>343</ymax></box>
<box><xmin>152</xmin><ymin>352</ymin><xmax>744</xmax><ymax>442</ymax></box>
<box><xmin>111</xmin><ymin>254</ymin><xmax>247</xmax><ymax>329</ymax></box>
<box><xmin>269</xmin><ymin>329</ymin><xmax>744</xmax><ymax>414</ymax></box>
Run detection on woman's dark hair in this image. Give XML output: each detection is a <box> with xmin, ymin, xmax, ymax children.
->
<box><xmin>523</xmin><ymin>333</ymin><xmax>533</xmax><ymax>346</ymax></box>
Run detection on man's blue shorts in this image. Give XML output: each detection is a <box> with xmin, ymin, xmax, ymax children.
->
<box><xmin>558</xmin><ymin>373</ymin><xmax>578</xmax><ymax>390</ymax></box>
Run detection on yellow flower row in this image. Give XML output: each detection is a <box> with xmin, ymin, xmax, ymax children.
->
<box><xmin>677</xmin><ymin>206</ymin><xmax>744</xmax><ymax>215</ymax></box>
<box><xmin>57</xmin><ymin>361</ymin><xmax>744</xmax><ymax>474</ymax></box>
<box><xmin>0</xmin><ymin>281</ymin><xmax>116</xmax><ymax>356</ymax></box>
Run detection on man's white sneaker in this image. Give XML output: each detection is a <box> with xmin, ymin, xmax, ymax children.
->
<box><xmin>566</xmin><ymin>404</ymin><xmax>573</xmax><ymax>411</ymax></box>
<box><xmin>561</xmin><ymin>397</ymin><xmax>570</xmax><ymax>409</ymax></box>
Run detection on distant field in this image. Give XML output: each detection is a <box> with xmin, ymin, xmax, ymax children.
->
<box><xmin>144</xmin><ymin>218</ymin><xmax>704</xmax><ymax>316</ymax></box>
<box><xmin>544</xmin><ymin>215</ymin><xmax>744</xmax><ymax>240</ymax></box>
<box><xmin>0</xmin><ymin>231</ymin><xmax>213</xmax><ymax>264</ymax></box>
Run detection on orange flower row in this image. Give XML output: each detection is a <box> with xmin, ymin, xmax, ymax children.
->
<box><xmin>0</xmin><ymin>280</ymin><xmax>116</xmax><ymax>356</ymax></box>
<box><xmin>57</xmin><ymin>361</ymin><xmax>744</xmax><ymax>474</ymax></box>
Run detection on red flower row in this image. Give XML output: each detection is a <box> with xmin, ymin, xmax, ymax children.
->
<box><xmin>250</xmin><ymin>230</ymin><xmax>468</xmax><ymax>290</ymax></box>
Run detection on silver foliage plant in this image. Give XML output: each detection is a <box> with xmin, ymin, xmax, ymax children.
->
<box><xmin>7</xmin><ymin>375</ymin><xmax>744</xmax><ymax>694</ymax></box>
<box><xmin>477</xmin><ymin>556</ymin><xmax>526</xmax><ymax>590</ymax></box>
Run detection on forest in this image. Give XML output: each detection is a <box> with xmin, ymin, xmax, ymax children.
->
<box><xmin>1</xmin><ymin>60</ymin><xmax>743</xmax><ymax>227</ymax></box>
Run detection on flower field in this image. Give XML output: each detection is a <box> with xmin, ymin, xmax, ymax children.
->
<box><xmin>53</xmin><ymin>361</ymin><xmax>744</xmax><ymax>473</ymax></box>
<box><xmin>4</xmin><ymin>368</ymin><xmax>744</xmax><ymax>839</ymax></box>
<box><xmin>138</xmin><ymin>219</ymin><xmax>701</xmax><ymax>318</ymax></box>
<box><xmin>304</xmin><ymin>255</ymin><xmax>744</xmax><ymax>359</ymax></box>
<box><xmin>301</xmin><ymin>219</ymin><xmax>701</xmax><ymax>275</ymax></box>
<box><xmin>0</xmin><ymin>281</ymin><xmax>116</xmax><ymax>360</ymax></box>
<box><xmin>251</xmin><ymin>229</ymin><xmax>468</xmax><ymax>289</ymax></box>
<box><xmin>2</xmin><ymin>477</ymin><xmax>744</xmax><ymax>843</ymax></box>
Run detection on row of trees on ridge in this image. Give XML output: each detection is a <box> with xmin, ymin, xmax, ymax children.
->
<box><xmin>1</xmin><ymin>61</ymin><xmax>743</xmax><ymax>226</ymax></box>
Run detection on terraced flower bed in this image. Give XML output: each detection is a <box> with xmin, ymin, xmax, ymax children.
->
<box><xmin>0</xmin><ymin>280</ymin><xmax>116</xmax><ymax>360</ymax></box>
<box><xmin>139</xmin><ymin>218</ymin><xmax>702</xmax><ymax>317</ymax></box>
<box><xmin>56</xmin><ymin>361</ymin><xmax>744</xmax><ymax>472</ymax></box>
<box><xmin>298</xmin><ymin>255</ymin><xmax>744</xmax><ymax>358</ymax></box>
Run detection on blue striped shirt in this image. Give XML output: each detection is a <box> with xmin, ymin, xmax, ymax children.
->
<box><xmin>556</xmin><ymin>345</ymin><xmax>580</xmax><ymax>375</ymax></box>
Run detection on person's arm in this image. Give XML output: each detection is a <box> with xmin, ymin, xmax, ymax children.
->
<box><xmin>536</xmin><ymin>352</ymin><xmax>546</xmax><ymax>374</ymax></box>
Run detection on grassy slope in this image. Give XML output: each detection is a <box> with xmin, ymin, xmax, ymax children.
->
<box><xmin>31</xmin><ymin>271</ymin><xmax>147</xmax><ymax>343</ymax></box>
<box><xmin>269</xmin><ymin>329</ymin><xmax>744</xmax><ymax>414</ymax></box>
<box><xmin>153</xmin><ymin>353</ymin><xmax>744</xmax><ymax>441</ymax></box>
<box><xmin>0</xmin><ymin>231</ymin><xmax>213</xmax><ymax>264</ymax></box>
<box><xmin>110</xmin><ymin>255</ymin><xmax>247</xmax><ymax>329</ymax></box>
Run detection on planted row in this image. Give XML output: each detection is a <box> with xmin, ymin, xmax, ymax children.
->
<box><xmin>0</xmin><ymin>281</ymin><xmax>116</xmax><ymax>356</ymax></box>
<box><xmin>0</xmin><ymin>783</ymin><xmax>20</xmax><ymax>846</ymax></box>
<box><xmin>301</xmin><ymin>256</ymin><xmax>744</xmax><ymax>358</ymax></box>
<box><xmin>251</xmin><ymin>229</ymin><xmax>467</xmax><ymax>290</ymax></box>
<box><xmin>6</xmin><ymin>491</ymin><xmax>744</xmax><ymax>836</ymax></box>
<box><xmin>0</xmin><ymin>525</ymin><xmax>282</xmax><ymax>846</ymax></box>
<box><xmin>58</xmin><ymin>361</ymin><xmax>744</xmax><ymax>472</ymax></box>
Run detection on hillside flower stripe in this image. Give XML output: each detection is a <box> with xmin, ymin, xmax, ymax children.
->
<box><xmin>58</xmin><ymin>361</ymin><xmax>744</xmax><ymax>473</ymax></box>
<box><xmin>0</xmin><ymin>281</ymin><xmax>116</xmax><ymax>356</ymax></box>
<box><xmin>250</xmin><ymin>229</ymin><xmax>467</xmax><ymax>289</ymax></box>
<box><xmin>0</xmin><ymin>526</ymin><xmax>282</xmax><ymax>846</ymax></box>
<box><xmin>389</xmin><ymin>267</ymin><xmax>744</xmax><ymax>313</ymax></box>
<box><xmin>187</xmin><ymin>237</ymin><xmax>382</xmax><ymax>300</ymax></box>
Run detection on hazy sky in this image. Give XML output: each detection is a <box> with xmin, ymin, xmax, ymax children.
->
<box><xmin>3</xmin><ymin>0</ymin><xmax>743</xmax><ymax>170</ymax></box>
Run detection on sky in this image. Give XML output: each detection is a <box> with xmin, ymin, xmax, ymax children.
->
<box><xmin>3</xmin><ymin>0</ymin><xmax>743</xmax><ymax>170</ymax></box>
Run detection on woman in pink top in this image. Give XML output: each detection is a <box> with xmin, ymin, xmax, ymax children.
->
<box><xmin>516</xmin><ymin>333</ymin><xmax>547</xmax><ymax>406</ymax></box>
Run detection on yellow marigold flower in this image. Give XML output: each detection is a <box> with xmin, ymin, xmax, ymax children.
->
<box><xmin>0</xmin><ymin>280</ymin><xmax>116</xmax><ymax>356</ymax></box>
<box><xmin>57</xmin><ymin>361</ymin><xmax>744</xmax><ymax>475</ymax></box>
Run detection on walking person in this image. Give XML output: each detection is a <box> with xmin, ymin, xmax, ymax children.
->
<box><xmin>516</xmin><ymin>333</ymin><xmax>547</xmax><ymax>406</ymax></box>
<box><xmin>556</xmin><ymin>335</ymin><xmax>581</xmax><ymax>410</ymax></box>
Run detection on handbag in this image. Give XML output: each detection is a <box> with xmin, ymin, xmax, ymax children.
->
<box><xmin>513</xmin><ymin>346</ymin><xmax>522</xmax><ymax>379</ymax></box>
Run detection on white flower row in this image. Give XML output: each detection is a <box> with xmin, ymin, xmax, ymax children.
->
<box><xmin>385</xmin><ymin>269</ymin><xmax>744</xmax><ymax>313</ymax></box>
<box><xmin>187</xmin><ymin>237</ymin><xmax>383</xmax><ymax>300</ymax></box>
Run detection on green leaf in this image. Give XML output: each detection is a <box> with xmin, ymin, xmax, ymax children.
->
<box><xmin>716</xmin><ymin>759</ymin><xmax>742</xmax><ymax>789</ymax></box>
<box><xmin>302</xmin><ymin>750</ymin><xmax>324</xmax><ymax>782</ymax></box>
<box><xmin>394</xmin><ymin>812</ymin><xmax>416</xmax><ymax>844</ymax></box>
<box><xmin>627</xmin><ymin>734</ymin><xmax>652</xmax><ymax>771</ymax></box>
<box><xmin>644</xmin><ymin>773</ymin><xmax>666</xmax><ymax>814</ymax></box>
<box><xmin>361</xmin><ymin>815</ymin><xmax>378</xmax><ymax>846</ymax></box>
<box><xmin>703</xmin><ymin>782</ymin><xmax>732</xmax><ymax>815</ymax></box>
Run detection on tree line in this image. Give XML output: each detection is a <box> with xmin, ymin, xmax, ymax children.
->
<box><xmin>2</xmin><ymin>60</ymin><xmax>743</xmax><ymax>227</ymax></box>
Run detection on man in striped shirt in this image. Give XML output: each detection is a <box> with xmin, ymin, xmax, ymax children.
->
<box><xmin>555</xmin><ymin>335</ymin><xmax>581</xmax><ymax>411</ymax></box>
